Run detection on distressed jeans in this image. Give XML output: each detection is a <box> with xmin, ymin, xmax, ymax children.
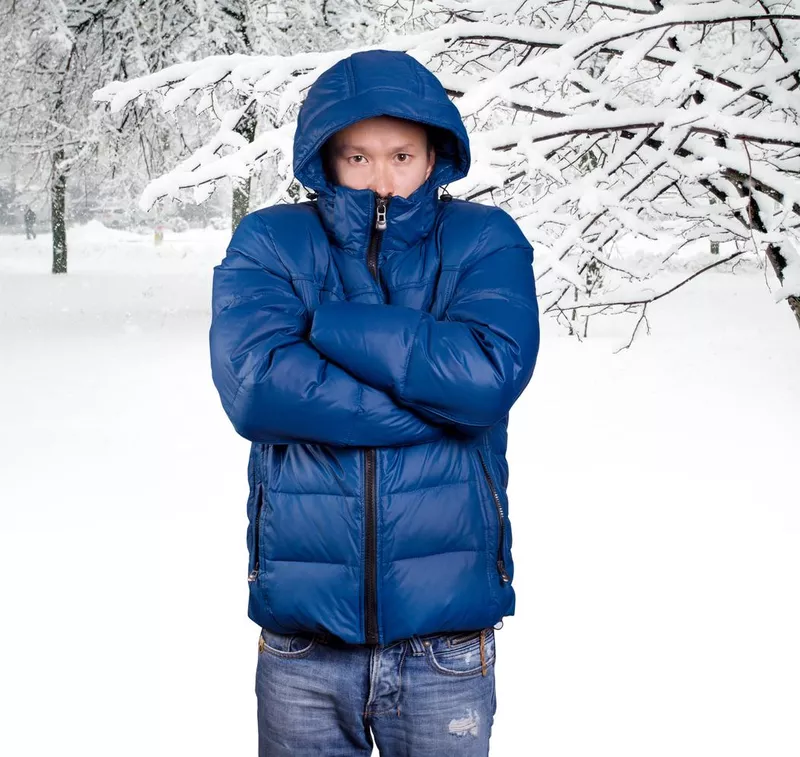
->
<box><xmin>255</xmin><ymin>625</ymin><xmax>498</xmax><ymax>756</ymax></box>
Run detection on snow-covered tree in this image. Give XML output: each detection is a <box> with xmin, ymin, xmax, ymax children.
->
<box><xmin>183</xmin><ymin>0</ymin><xmax>389</xmax><ymax>230</ymax></box>
<box><xmin>95</xmin><ymin>0</ymin><xmax>800</xmax><ymax>335</ymax></box>
<box><xmin>0</xmin><ymin>0</ymin><xmax>203</xmax><ymax>272</ymax></box>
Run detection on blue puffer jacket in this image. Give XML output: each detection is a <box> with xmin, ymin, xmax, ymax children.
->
<box><xmin>210</xmin><ymin>50</ymin><xmax>540</xmax><ymax>646</ymax></box>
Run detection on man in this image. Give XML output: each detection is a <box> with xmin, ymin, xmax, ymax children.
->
<box><xmin>24</xmin><ymin>205</ymin><xmax>36</xmax><ymax>240</ymax></box>
<box><xmin>210</xmin><ymin>49</ymin><xmax>540</xmax><ymax>756</ymax></box>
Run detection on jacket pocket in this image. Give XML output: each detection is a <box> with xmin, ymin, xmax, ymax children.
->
<box><xmin>248</xmin><ymin>484</ymin><xmax>264</xmax><ymax>582</ymax></box>
<box><xmin>476</xmin><ymin>449</ymin><xmax>510</xmax><ymax>584</ymax></box>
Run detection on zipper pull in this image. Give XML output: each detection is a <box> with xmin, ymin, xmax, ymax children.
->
<box><xmin>497</xmin><ymin>560</ymin><xmax>510</xmax><ymax>583</ymax></box>
<box><xmin>375</xmin><ymin>196</ymin><xmax>388</xmax><ymax>231</ymax></box>
<box><xmin>248</xmin><ymin>569</ymin><xmax>258</xmax><ymax>583</ymax></box>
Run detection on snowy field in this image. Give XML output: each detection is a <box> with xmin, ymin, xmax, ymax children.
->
<box><xmin>1</xmin><ymin>223</ymin><xmax>798</xmax><ymax>757</ymax></box>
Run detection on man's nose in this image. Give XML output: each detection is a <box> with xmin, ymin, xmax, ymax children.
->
<box><xmin>370</xmin><ymin>164</ymin><xmax>392</xmax><ymax>197</ymax></box>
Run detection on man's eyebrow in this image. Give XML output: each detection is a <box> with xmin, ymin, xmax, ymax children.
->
<box><xmin>336</xmin><ymin>142</ymin><xmax>418</xmax><ymax>154</ymax></box>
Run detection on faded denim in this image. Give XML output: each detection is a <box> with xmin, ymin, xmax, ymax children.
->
<box><xmin>255</xmin><ymin>625</ymin><xmax>498</xmax><ymax>756</ymax></box>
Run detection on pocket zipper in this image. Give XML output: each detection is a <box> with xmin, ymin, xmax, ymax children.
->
<box><xmin>476</xmin><ymin>449</ymin><xmax>510</xmax><ymax>584</ymax></box>
<box><xmin>248</xmin><ymin>485</ymin><xmax>264</xmax><ymax>582</ymax></box>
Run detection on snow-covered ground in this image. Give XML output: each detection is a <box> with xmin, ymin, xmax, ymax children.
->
<box><xmin>1</xmin><ymin>223</ymin><xmax>798</xmax><ymax>757</ymax></box>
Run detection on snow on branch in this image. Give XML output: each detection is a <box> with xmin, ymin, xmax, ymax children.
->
<box><xmin>94</xmin><ymin>0</ymin><xmax>800</xmax><ymax>334</ymax></box>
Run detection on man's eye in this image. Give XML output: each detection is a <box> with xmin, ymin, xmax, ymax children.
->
<box><xmin>396</xmin><ymin>153</ymin><xmax>410</xmax><ymax>162</ymax></box>
<box><xmin>349</xmin><ymin>155</ymin><xmax>366</xmax><ymax>164</ymax></box>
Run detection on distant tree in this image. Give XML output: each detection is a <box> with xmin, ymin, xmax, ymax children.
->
<box><xmin>0</xmin><ymin>0</ymin><xmax>201</xmax><ymax>272</ymax></box>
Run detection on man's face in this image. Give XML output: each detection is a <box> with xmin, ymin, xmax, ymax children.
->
<box><xmin>326</xmin><ymin>116</ymin><xmax>435</xmax><ymax>199</ymax></box>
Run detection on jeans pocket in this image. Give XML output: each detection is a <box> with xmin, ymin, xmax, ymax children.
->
<box><xmin>425</xmin><ymin>627</ymin><xmax>495</xmax><ymax>677</ymax></box>
<box><xmin>259</xmin><ymin>628</ymin><xmax>318</xmax><ymax>658</ymax></box>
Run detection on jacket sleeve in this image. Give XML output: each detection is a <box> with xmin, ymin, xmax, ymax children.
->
<box><xmin>308</xmin><ymin>208</ymin><xmax>540</xmax><ymax>430</ymax></box>
<box><xmin>210</xmin><ymin>212</ymin><xmax>445</xmax><ymax>447</ymax></box>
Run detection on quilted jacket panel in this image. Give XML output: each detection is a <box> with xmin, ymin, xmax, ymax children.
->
<box><xmin>210</xmin><ymin>50</ymin><xmax>540</xmax><ymax>645</ymax></box>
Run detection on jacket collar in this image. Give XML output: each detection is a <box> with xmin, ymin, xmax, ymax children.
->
<box><xmin>315</xmin><ymin>176</ymin><xmax>439</xmax><ymax>256</ymax></box>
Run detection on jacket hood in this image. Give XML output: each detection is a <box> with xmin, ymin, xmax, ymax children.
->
<box><xmin>293</xmin><ymin>50</ymin><xmax>471</xmax><ymax>194</ymax></box>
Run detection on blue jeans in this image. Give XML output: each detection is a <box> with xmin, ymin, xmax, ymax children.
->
<box><xmin>255</xmin><ymin>625</ymin><xmax>498</xmax><ymax>756</ymax></box>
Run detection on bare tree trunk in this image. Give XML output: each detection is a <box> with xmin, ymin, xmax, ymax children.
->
<box><xmin>231</xmin><ymin>101</ymin><xmax>258</xmax><ymax>233</ymax></box>
<box><xmin>733</xmin><ymin>179</ymin><xmax>800</xmax><ymax>331</ymax></box>
<box><xmin>765</xmin><ymin>244</ymin><xmax>800</xmax><ymax>330</ymax></box>
<box><xmin>51</xmin><ymin>43</ymin><xmax>74</xmax><ymax>274</ymax></box>
<box><xmin>51</xmin><ymin>152</ymin><xmax>67</xmax><ymax>274</ymax></box>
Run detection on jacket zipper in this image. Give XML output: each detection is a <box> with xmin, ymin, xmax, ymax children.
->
<box><xmin>363</xmin><ymin>193</ymin><xmax>389</xmax><ymax>644</ymax></box>
<box><xmin>476</xmin><ymin>448</ymin><xmax>511</xmax><ymax>584</ymax></box>
<box><xmin>248</xmin><ymin>485</ymin><xmax>264</xmax><ymax>582</ymax></box>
